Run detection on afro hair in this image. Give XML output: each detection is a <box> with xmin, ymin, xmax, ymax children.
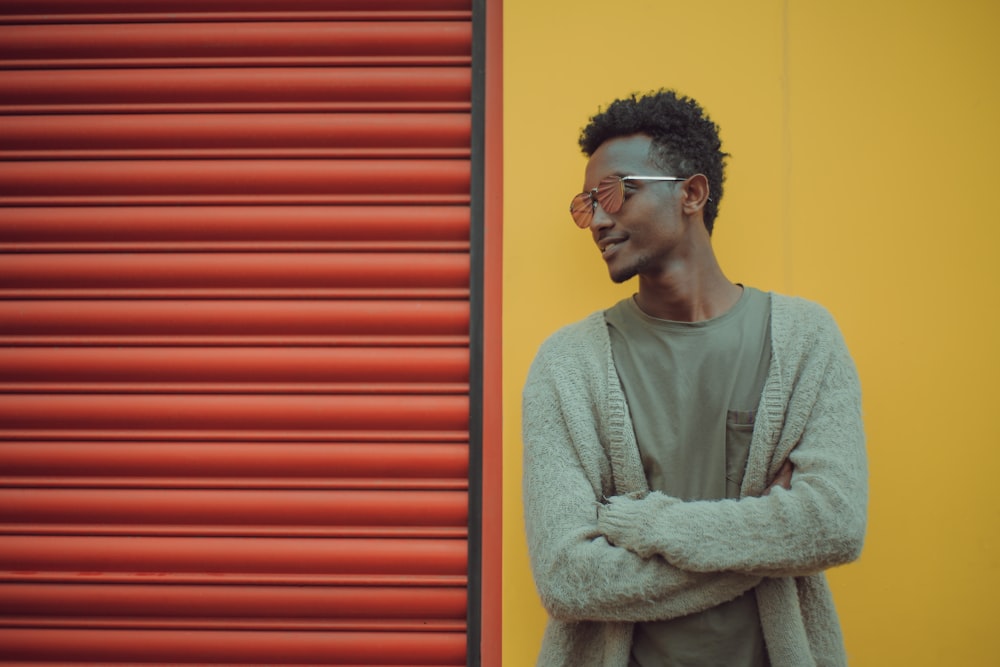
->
<box><xmin>579</xmin><ymin>90</ymin><xmax>729</xmax><ymax>234</ymax></box>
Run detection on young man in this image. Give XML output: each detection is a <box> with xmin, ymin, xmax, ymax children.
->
<box><xmin>522</xmin><ymin>90</ymin><xmax>867</xmax><ymax>666</ymax></box>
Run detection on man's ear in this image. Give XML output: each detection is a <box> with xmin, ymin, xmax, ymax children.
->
<box><xmin>681</xmin><ymin>174</ymin><xmax>710</xmax><ymax>215</ymax></box>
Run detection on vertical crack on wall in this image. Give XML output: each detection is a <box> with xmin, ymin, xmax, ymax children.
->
<box><xmin>781</xmin><ymin>0</ymin><xmax>795</xmax><ymax>293</ymax></box>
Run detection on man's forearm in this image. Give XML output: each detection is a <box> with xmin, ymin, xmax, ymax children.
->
<box><xmin>596</xmin><ymin>473</ymin><xmax>865</xmax><ymax>578</ymax></box>
<box><xmin>529</xmin><ymin>526</ymin><xmax>761</xmax><ymax>623</ymax></box>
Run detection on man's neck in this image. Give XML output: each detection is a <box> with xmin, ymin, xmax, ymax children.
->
<box><xmin>633</xmin><ymin>251</ymin><xmax>742</xmax><ymax>322</ymax></box>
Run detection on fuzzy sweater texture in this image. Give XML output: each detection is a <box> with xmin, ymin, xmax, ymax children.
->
<box><xmin>522</xmin><ymin>294</ymin><xmax>867</xmax><ymax>667</ymax></box>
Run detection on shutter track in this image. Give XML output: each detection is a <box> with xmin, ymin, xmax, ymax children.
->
<box><xmin>0</xmin><ymin>1</ymin><xmax>474</xmax><ymax>664</ymax></box>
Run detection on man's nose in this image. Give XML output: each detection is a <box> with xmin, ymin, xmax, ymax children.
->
<box><xmin>589</xmin><ymin>201</ymin><xmax>614</xmax><ymax>231</ymax></box>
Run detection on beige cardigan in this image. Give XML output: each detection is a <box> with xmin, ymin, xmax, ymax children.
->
<box><xmin>522</xmin><ymin>294</ymin><xmax>867</xmax><ymax>666</ymax></box>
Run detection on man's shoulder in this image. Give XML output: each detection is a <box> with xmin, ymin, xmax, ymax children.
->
<box><xmin>768</xmin><ymin>291</ymin><xmax>839</xmax><ymax>329</ymax></box>
<box><xmin>767</xmin><ymin>292</ymin><xmax>851</xmax><ymax>361</ymax></box>
<box><xmin>526</xmin><ymin>310</ymin><xmax>610</xmax><ymax>386</ymax></box>
<box><xmin>537</xmin><ymin>309</ymin><xmax>608</xmax><ymax>352</ymax></box>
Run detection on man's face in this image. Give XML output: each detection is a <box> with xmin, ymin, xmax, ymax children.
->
<box><xmin>581</xmin><ymin>134</ymin><xmax>687</xmax><ymax>284</ymax></box>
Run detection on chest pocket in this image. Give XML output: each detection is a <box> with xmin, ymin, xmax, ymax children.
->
<box><xmin>726</xmin><ymin>409</ymin><xmax>757</xmax><ymax>498</ymax></box>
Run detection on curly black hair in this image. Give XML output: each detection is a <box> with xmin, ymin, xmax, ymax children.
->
<box><xmin>579</xmin><ymin>90</ymin><xmax>729</xmax><ymax>234</ymax></box>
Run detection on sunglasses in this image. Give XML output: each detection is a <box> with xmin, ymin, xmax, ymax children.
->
<box><xmin>569</xmin><ymin>174</ymin><xmax>689</xmax><ymax>228</ymax></box>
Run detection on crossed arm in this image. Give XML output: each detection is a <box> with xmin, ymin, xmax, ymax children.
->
<box><xmin>594</xmin><ymin>348</ymin><xmax>867</xmax><ymax>579</ymax></box>
<box><xmin>525</xmin><ymin>474</ymin><xmax>799</xmax><ymax>625</ymax></box>
<box><xmin>522</xmin><ymin>399</ymin><xmax>763</xmax><ymax>623</ymax></box>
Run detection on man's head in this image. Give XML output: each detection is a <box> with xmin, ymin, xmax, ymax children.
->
<box><xmin>579</xmin><ymin>90</ymin><xmax>728</xmax><ymax>234</ymax></box>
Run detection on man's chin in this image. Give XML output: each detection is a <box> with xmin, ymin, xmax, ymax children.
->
<box><xmin>608</xmin><ymin>265</ymin><xmax>637</xmax><ymax>284</ymax></box>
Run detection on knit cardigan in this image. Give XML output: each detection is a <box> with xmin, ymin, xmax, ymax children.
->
<box><xmin>522</xmin><ymin>293</ymin><xmax>867</xmax><ymax>667</ymax></box>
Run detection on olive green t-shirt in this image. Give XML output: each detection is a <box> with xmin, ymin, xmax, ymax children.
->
<box><xmin>605</xmin><ymin>286</ymin><xmax>772</xmax><ymax>667</ymax></box>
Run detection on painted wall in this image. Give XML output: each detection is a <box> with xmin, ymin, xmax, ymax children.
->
<box><xmin>502</xmin><ymin>1</ymin><xmax>1000</xmax><ymax>665</ymax></box>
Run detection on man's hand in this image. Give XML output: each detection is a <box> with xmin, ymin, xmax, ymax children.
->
<box><xmin>764</xmin><ymin>459</ymin><xmax>793</xmax><ymax>495</ymax></box>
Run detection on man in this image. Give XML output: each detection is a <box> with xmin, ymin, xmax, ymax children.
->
<box><xmin>521</xmin><ymin>90</ymin><xmax>867</xmax><ymax>667</ymax></box>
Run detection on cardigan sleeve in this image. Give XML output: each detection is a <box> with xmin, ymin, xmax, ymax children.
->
<box><xmin>522</xmin><ymin>334</ymin><xmax>762</xmax><ymax>623</ymax></box>
<box><xmin>597</xmin><ymin>307</ymin><xmax>867</xmax><ymax>578</ymax></box>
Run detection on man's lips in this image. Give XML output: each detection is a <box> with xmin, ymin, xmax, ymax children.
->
<box><xmin>598</xmin><ymin>235</ymin><xmax>627</xmax><ymax>259</ymax></box>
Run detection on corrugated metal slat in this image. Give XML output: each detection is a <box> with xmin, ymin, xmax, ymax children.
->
<box><xmin>0</xmin><ymin>253</ymin><xmax>471</xmax><ymax>301</ymax></box>
<box><xmin>0</xmin><ymin>394</ymin><xmax>469</xmax><ymax>432</ymax></box>
<box><xmin>0</xmin><ymin>205</ymin><xmax>470</xmax><ymax>253</ymax></box>
<box><xmin>0</xmin><ymin>113</ymin><xmax>472</xmax><ymax>159</ymax></box>
<box><xmin>0</xmin><ymin>67</ymin><xmax>471</xmax><ymax>114</ymax></box>
<box><xmin>0</xmin><ymin>22</ymin><xmax>471</xmax><ymax>67</ymax></box>
<box><xmin>0</xmin><ymin>159</ymin><xmax>470</xmax><ymax>199</ymax></box>
<box><xmin>1</xmin><ymin>535</ymin><xmax>467</xmax><ymax>577</ymax></box>
<box><xmin>0</xmin><ymin>301</ymin><xmax>469</xmax><ymax>335</ymax></box>
<box><xmin>0</xmin><ymin>347</ymin><xmax>469</xmax><ymax>383</ymax></box>
<box><xmin>1</xmin><ymin>488</ymin><xmax>468</xmax><ymax>538</ymax></box>
<box><xmin>0</xmin><ymin>441</ymin><xmax>469</xmax><ymax>490</ymax></box>
<box><xmin>0</xmin><ymin>628</ymin><xmax>468</xmax><ymax>664</ymax></box>
<box><xmin>0</xmin><ymin>0</ymin><xmax>473</xmax><ymax>24</ymax></box>
<box><xmin>1</xmin><ymin>582</ymin><xmax>468</xmax><ymax>626</ymax></box>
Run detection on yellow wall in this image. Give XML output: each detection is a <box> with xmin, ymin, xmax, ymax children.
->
<box><xmin>502</xmin><ymin>1</ymin><xmax>1000</xmax><ymax>665</ymax></box>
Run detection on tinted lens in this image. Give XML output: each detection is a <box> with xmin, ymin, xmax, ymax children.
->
<box><xmin>569</xmin><ymin>192</ymin><xmax>594</xmax><ymax>228</ymax></box>
<box><xmin>569</xmin><ymin>176</ymin><xmax>624</xmax><ymax>228</ymax></box>
<box><xmin>594</xmin><ymin>176</ymin><xmax>624</xmax><ymax>215</ymax></box>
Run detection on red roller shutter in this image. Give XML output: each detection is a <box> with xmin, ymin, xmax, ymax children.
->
<box><xmin>0</xmin><ymin>1</ymin><xmax>489</xmax><ymax>664</ymax></box>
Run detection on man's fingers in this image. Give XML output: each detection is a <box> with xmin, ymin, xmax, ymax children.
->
<box><xmin>765</xmin><ymin>460</ymin><xmax>794</xmax><ymax>495</ymax></box>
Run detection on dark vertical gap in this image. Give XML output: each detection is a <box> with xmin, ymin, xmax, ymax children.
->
<box><xmin>466</xmin><ymin>0</ymin><xmax>487</xmax><ymax>665</ymax></box>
